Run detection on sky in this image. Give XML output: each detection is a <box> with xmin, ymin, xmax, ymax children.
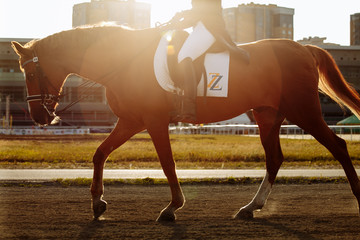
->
<box><xmin>0</xmin><ymin>0</ymin><xmax>359</xmax><ymax>46</ymax></box>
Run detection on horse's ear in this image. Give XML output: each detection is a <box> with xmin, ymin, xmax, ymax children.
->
<box><xmin>11</xmin><ymin>41</ymin><xmax>31</xmax><ymax>56</ymax></box>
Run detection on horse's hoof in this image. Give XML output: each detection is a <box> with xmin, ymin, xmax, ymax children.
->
<box><xmin>93</xmin><ymin>199</ymin><xmax>107</xmax><ymax>219</ymax></box>
<box><xmin>156</xmin><ymin>210</ymin><xmax>176</xmax><ymax>222</ymax></box>
<box><xmin>233</xmin><ymin>209</ymin><xmax>254</xmax><ymax>220</ymax></box>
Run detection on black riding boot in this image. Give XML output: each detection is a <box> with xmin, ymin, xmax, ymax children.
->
<box><xmin>176</xmin><ymin>57</ymin><xmax>197</xmax><ymax>122</ymax></box>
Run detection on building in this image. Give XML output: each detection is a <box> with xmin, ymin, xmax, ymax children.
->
<box><xmin>351</xmin><ymin>13</ymin><xmax>360</xmax><ymax>46</ymax></box>
<box><xmin>223</xmin><ymin>3</ymin><xmax>294</xmax><ymax>44</ymax></box>
<box><xmin>0</xmin><ymin>38</ymin><xmax>32</xmax><ymax>126</ymax></box>
<box><xmin>73</xmin><ymin>0</ymin><xmax>151</xmax><ymax>29</ymax></box>
<box><xmin>297</xmin><ymin>36</ymin><xmax>339</xmax><ymax>46</ymax></box>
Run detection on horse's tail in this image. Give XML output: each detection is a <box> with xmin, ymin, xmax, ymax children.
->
<box><xmin>305</xmin><ymin>44</ymin><xmax>360</xmax><ymax>119</ymax></box>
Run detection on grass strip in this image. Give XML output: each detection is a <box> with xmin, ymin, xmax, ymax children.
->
<box><xmin>1</xmin><ymin>134</ymin><xmax>360</xmax><ymax>169</ymax></box>
<box><xmin>0</xmin><ymin>176</ymin><xmax>349</xmax><ymax>188</ymax></box>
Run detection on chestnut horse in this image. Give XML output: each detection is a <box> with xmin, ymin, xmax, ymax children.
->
<box><xmin>12</xmin><ymin>25</ymin><xmax>360</xmax><ymax>221</ymax></box>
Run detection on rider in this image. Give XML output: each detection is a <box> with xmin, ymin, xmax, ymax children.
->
<box><xmin>169</xmin><ymin>0</ymin><xmax>250</xmax><ymax>121</ymax></box>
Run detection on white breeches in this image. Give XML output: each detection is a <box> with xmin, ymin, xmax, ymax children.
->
<box><xmin>177</xmin><ymin>21</ymin><xmax>216</xmax><ymax>63</ymax></box>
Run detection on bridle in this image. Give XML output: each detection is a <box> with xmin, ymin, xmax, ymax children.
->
<box><xmin>22</xmin><ymin>54</ymin><xmax>62</xmax><ymax>118</ymax></box>
<box><xmin>21</xmin><ymin>52</ymin><xmax>103</xmax><ymax>125</ymax></box>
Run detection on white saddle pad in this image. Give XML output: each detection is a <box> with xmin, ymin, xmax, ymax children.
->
<box><xmin>153</xmin><ymin>32</ymin><xmax>230</xmax><ymax>97</ymax></box>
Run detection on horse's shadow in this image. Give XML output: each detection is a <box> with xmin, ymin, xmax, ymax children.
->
<box><xmin>77</xmin><ymin>217</ymin><xmax>320</xmax><ymax>240</ymax></box>
<box><xmin>244</xmin><ymin>217</ymin><xmax>320</xmax><ymax>240</ymax></box>
<box><xmin>158</xmin><ymin>221</ymin><xmax>188</xmax><ymax>240</ymax></box>
<box><xmin>77</xmin><ymin>218</ymin><xmax>106</xmax><ymax>240</ymax></box>
<box><xmin>77</xmin><ymin>218</ymin><xmax>187</xmax><ymax>240</ymax></box>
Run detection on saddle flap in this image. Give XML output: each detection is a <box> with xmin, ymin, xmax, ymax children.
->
<box><xmin>197</xmin><ymin>51</ymin><xmax>230</xmax><ymax>97</ymax></box>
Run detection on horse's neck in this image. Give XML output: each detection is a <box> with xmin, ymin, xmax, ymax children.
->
<box><xmin>38</xmin><ymin>27</ymin><xmax>160</xmax><ymax>87</ymax></box>
<box><xmin>38</xmin><ymin>28</ymin><xmax>112</xmax><ymax>85</ymax></box>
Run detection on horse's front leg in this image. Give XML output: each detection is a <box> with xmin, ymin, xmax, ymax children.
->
<box><xmin>91</xmin><ymin>119</ymin><xmax>144</xmax><ymax>219</ymax></box>
<box><xmin>145</xmin><ymin>117</ymin><xmax>185</xmax><ymax>221</ymax></box>
<box><xmin>91</xmin><ymin>149</ymin><xmax>107</xmax><ymax>219</ymax></box>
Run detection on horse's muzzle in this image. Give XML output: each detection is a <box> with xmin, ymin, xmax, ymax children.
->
<box><xmin>31</xmin><ymin>108</ymin><xmax>60</xmax><ymax>126</ymax></box>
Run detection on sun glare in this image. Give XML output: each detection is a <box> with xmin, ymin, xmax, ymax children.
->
<box><xmin>142</xmin><ymin>0</ymin><xmax>192</xmax><ymax>26</ymax></box>
<box><xmin>0</xmin><ymin>0</ymin><xmax>354</xmax><ymax>45</ymax></box>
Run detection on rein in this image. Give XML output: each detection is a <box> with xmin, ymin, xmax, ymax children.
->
<box><xmin>22</xmin><ymin>54</ymin><xmax>100</xmax><ymax>122</ymax></box>
<box><xmin>22</xmin><ymin>55</ymin><xmax>61</xmax><ymax>117</ymax></box>
<box><xmin>55</xmin><ymin>80</ymin><xmax>100</xmax><ymax>115</ymax></box>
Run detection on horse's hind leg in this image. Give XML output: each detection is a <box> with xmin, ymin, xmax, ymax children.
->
<box><xmin>234</xmin><ymin>107</ymin><xmax>285</xmax><ymax>219</ymax></box>
<box><xmin>91</xmin><ymin>118</ymin><xmax>144</xmax><ymax>219</ymax></box>
<box><xmin>294</xmin><ymin>116</ymin><xmax>360</xmax><ymax>215</ymax></box>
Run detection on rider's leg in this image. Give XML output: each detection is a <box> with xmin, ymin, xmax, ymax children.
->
<box><xmin>175</xmin><ymin>21</ymin><xmax>216</xmax><ymax>121</ymax></box>
<box><xmin>216</xmin><ymin>34</ymin><xmax>250</xmax><ymax>63</ymax></box>
<box><xmin>205</xmin><ymin>19</ymin><xmax>250</xmax><ymax>64</ymax></box>
<box><xmin>176</xmin><ymin>57</ymin><xmax>197</xmax><ymax>121</ymax></box>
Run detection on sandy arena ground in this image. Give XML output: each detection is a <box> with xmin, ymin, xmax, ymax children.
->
<box><xmin>1</xmin><ymin>183</ymin><xmax>360</xmax><ymax>239</ymax></box>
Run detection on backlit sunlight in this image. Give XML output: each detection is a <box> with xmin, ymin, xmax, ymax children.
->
<box><xmin>0</xmin><ymin>0</ymin><xmax>358</xmax><ymax>45</ymax></box>
<box><xmin>142</xmin><ymin>0</ymin><xmax>191</xmax><ymax>26</ymax></box>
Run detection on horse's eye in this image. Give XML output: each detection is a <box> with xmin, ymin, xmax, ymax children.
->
<box><xmin>27</xmin><ymin>73</ymin><xmax>35</xmax><ymax>80</ymax></box>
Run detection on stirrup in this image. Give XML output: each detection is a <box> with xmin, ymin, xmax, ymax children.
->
<box><xmin>170</xmin><ymin>98</ymin><xmax>196</xmax><ymax>122</ymax></box>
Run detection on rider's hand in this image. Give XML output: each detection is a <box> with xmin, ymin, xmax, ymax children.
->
<box><xmin>171</xmin><ymin>10</ymin><xmax>192</xmax><ymax>23</ymax></box>
<box><xmin>170</xmin><ymin>10</ymin><xmax>196</xmax><ymax>29</ymax></box>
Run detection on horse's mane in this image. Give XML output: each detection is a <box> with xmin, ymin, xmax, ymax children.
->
<box><xmin>27</xmin><ymin>24</ymin><xmax>135</xmax><ymax>52</ymax></box>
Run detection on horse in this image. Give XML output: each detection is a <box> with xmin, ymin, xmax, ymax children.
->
<box><xmin>11</xmin><ymin>25</ymin><xmax>360</xmax><ymax>221</ymax></box>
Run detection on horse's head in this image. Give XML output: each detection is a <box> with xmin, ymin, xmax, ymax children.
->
<box><xmin>11</xmin><ymin>41</ymin><xmax>61</xmax><ymax>126</ymax></box>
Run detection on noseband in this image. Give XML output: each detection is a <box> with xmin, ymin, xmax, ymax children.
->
<box><xmin>22</xmin><ymin>55</ymin><xmax>61</xmax><ymax>117</ymax></box>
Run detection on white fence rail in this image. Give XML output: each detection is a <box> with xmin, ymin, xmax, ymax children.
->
<box><xmin>0</xmin><ymin>128</ymin><xmax>90</xmax><ymax>135</ymax></box>
<box><xmin>169</xmin><ymin>124</ymin><xmax>360</xmax><ymax>141</ymax></box>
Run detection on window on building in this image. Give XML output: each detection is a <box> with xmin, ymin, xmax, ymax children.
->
<box><xmin>60</xmin><ymin>85</ymin><xmax>104</xmax><ymax>103</ymax></box>
<box><xmin>0</xmin><ymin>86</ymin><xmax>26</xmax><ymax>102</ymax></box>
<box><xmin>80</xmin><ymin>86</ymin><xmax>104</xmax><ymax>102</ymax></box>
<box><xmin>0</xmin><ymin>60</ymin><xmax>22</xmax><ymax>73</ymax></box>
<box><xmin>273</xmin><ymin>14</ymin><xmax>293</xmax><ymax>28</ymax></box>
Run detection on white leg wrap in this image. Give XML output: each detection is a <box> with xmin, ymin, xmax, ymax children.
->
<box><xmin>243</xmin><ymin>172</ymin><xmax>272</xmax><ymax>211</ymax></box>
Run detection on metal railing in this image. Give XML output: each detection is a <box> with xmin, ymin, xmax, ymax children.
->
<box><xmin>169</xmin><ymin>124</ymin><xmax>360</xmax><ymax>141</ymax></box>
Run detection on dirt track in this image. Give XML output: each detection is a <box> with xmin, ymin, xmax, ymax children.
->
<box><xmin>1</xmin><ymin>183</ymin><xmax>359</xmax><ymax>239</ymax></box>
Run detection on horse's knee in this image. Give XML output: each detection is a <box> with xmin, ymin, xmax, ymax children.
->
<box><xmin>334</xmin><ymin>135</ymin><xmax>347</xmax><ymax>149</ymax></box>
<box><xmin>93</xmin><ymin>148</ymin><xmax>107</xmax><ymax>165</ymax></box>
